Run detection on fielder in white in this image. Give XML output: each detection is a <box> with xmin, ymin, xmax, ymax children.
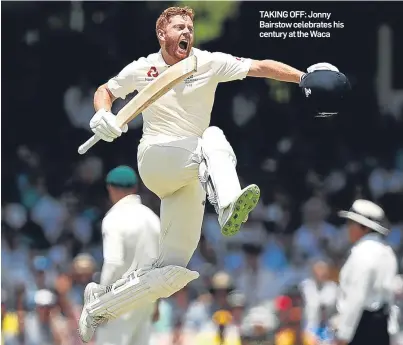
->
<box><xmin>78</xmin><ymin>6</ymin><xmax>340</xmax><ymax>342</ymax></box>
<box><xmin>94</xmin><ymin>166</ymin><xmax>160</xmax><ymax>345</ymax></box>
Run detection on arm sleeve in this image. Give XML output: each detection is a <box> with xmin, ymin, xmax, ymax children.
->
<box><xmin>107</xmin><ymin>61</ymin><xmax>140</xmax><ymax>100</ymax></box>
<box><xmin>100</xmin><ymin>217</ymin><xmax>124</xmax><ymax>285</ymax></box>
<box><xmin>336</xmin><ymin>254</ymin><xmax>373</xmax><ymax>342</ymax></box>
<box><xmin>211</xmin><ymin>52</ymin><xmax>252</xmax><ymax>83</ymax></box>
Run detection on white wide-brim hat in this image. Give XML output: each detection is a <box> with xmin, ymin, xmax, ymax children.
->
<box><xmin>338</xmin><ymin>199</ymin><xmax>389</xmax><ymax>236</ymax></box>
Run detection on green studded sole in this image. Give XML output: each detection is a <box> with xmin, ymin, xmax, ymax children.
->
<box><xmin>221</xmin><ymin>184</ymin><xmax>260</xmax><ymax>237</ymax></box>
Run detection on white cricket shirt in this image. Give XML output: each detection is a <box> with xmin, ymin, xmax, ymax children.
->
<box><xmin>100</xmin><ymin>194</ymin><xmax>160</xmax><ymax>285</ymax></box>
<box><xmin>336</xmin><ymin>233</ymin><xmax>398</xmax><ymax>342</ymax></box>
<box><xmin>107</xmin><ymin>48</ymin><xmax>252</xmax><ymax>139</ymax></box>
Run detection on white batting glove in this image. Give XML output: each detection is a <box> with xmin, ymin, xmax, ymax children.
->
<box><xmin>300</xmin><ymin>62</ymin><xmax>340</xmax><ymax>83</ymax></box>
<box><xmin>307</xmin><ymin>62</ymin><xmax>339</xmax><ymax>73</ymax></box>
<box><xmin>89</xmin><ymin>109</ymin><xmax>128</xmax><ymax>142</ymax></box>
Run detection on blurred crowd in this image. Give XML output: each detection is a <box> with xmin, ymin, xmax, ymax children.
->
<box><xmin>2</xmin><ymin>1</ymin><xmax>403</xmax><ymax>345</ymax></box>
<box><xmin>2</xmin><ymin>166</ymin><xmax>403</xmax><ymax>345</ymax></box>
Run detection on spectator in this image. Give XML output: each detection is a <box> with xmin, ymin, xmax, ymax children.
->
<box><xmin>1</xmin><ymin>219</ymin><xmax>32</xmax><ymax>291</ymax></box>
<box><xmin>189</xmin><ymin>234</ymin><xmax>219</xmax><ymax>275</ymax></box>
<box><xmin>21</xmin><ymin>289</ymin><xmax>58</xmax><ymax>345</ymax></box>
<box><xmin>14</xmin><ymin>146</ymin><xmax>44</xmax><ymax>211</ymax></box>
<box><xmin>68</xmin><ymin>254</ymin><xmax>96</xmax><ymax>306</ymax></box>
<box><xmin>24</xmin><ymin>256</ymin><xmax>56</xmax><ymax>312</ymax></box>
<box><xmin>184</xmin><ymin>271</ymin><xmax>234</xmax><ymax>332</ymax></box>
<box><xmin>261</xmin><ymin>234</ymin><xmax>288</xmax><ymax>273</ymax></box>
<box><xmin>228</xmin><ymin>291</ymin><xmax>247</xmax><ymax>328</ymax></box>
<box><xmin>368</xmin><ymin>165</ymin><xmax>403</xmax><ymax>200</ymax></box>
<box><xmin>2</xmin><ymin>290</ymin><xmax>19</xmax><ymax>345</ymax></box>
<box><xmin>52</xmin><ymin>273</ymin><xmax>91</xmax><ymax>345</ymax></box>
<box><xmin>274</xmin><ymin>286</ymin><xmax>311</xmax><ymax>345</ymax></box>
<box><xmin>31</xmin><ymin>185</ymin><xmax>67</xmax><ymax>245</ymax></box>
<box><xmin>276</xmin><ymin>252</ymin><xmax>311</xmax><ymax>293</ymax></box>
<box><xmin>59</xmin><ymin>191</ymin><xmax>93</xmax><ymax>248</ymax></box>
<box><xmin>158</xmin><ymin>286</ymin><xmax>193</xmax><ymax>334</ymax></box>
<box><xmin>293</xmin><ymin>197</ymin><xmax>338</xmax><ymax>259</ymax></box>
<box><xmin>300</xmin><ymin>260</ymin><xmax>338</xmax><ymax>343</ymax></box>
<box><xmin>194</xmin><ymin>293</ymin><xmax>247</xmax><ymax>345</ymax></box>
<box><xmin>152</xmin><ymin>298</ymin><xmax>174</xmax><ymax>334</ymax></box>
<box><xmin>387</xmin><ymin>222</ymin><xmax>403</xmax><ymax>254</ymax></box>
<box><xmin>235</xmin><ymin>243</ymin><xmax>280</xmax><ymax>307</ymax></box>
<box><xmin>240</xmin><ymin>306</ymin><xmax>277</xmax><ymax>345</ymax></box>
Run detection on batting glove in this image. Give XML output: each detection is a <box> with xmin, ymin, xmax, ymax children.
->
<box><xmin>307</xmin><ymin>62</ymin><xmax>339</xmax><ymax>73</ymax></box>
<box><xmin>299</xmin><ymin>62</ymin><xmax>351</xmax><ymax>117</ymax></box>
<box><xmin>89</xmin><ymin>109</ymin><xmax>128</xmax><ymax>142</ymax></box>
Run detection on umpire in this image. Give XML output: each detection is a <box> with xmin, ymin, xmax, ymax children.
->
<box><xmin>333</xmin><ymin>199</ymin><xmax>398</xmax><ymax>345</ymax></box>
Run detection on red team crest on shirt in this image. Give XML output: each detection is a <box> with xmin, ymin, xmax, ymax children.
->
<box><xmin>147</xmin><ymin>66</ymin><xmax>159</xmax><ymax>78</ymax></box>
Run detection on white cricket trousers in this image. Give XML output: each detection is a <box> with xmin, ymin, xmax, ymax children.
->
<box><xmin>137</xmin><ymin>135</ymin><xmax>206</xmax><ymax>268</ymax></box>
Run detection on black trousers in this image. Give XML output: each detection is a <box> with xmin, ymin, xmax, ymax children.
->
<box><xmin>348</xmin><ymin>305</ymin><xmax>390</xmax><ymax>345</ymax></box>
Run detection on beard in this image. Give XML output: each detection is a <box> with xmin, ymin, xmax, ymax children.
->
<box><xmin>164</xmin><ymin>35</ymin><xmax>192</xmax><ymax>61</ymax></box>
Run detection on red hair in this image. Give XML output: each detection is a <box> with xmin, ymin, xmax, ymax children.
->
<box><xmin>156</xmin><ymin>6</ymin><xmax>194</xmax><ymax>37</ymax></box>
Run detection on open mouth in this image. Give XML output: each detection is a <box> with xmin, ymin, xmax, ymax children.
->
<box><xmin>178</xmin><ymin>40</ymin><xmax>188</xmax><ymax>51</ymax></box>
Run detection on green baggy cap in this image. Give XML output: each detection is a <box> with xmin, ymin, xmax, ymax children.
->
<box><xmin>106</xmin><ymin>165</ymin><xmax>138</xmax><ymax>187</ymax></box>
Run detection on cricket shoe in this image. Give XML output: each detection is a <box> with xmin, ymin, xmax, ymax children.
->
<box><xmin>78</xmin><ymin>282</ymin><xmax>108</xmax><ymax>343</ymax></box>
<box><xmin>218</xmin><ymin>184</ymin><xmax>260</xmax><ymax>236</ymax></box>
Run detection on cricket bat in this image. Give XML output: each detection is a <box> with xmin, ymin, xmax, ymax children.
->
<box><xmin>78</xmin><ymin>55</ymin><xmax>198</xmax><ymax>155</ymax></box>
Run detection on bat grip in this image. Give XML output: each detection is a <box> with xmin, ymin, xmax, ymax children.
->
<box><xmin>77</xmin><ymin>135</ymin><xmax>101</xmax><ymax>155</ymax></box>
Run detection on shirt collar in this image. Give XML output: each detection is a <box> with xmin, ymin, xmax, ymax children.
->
<box><xmin>353</xmin><ymin>232</ymin><xmax>384</xmax><ymax>249</ymax></box>
<box><xmin>109</xmin><ymin>194</ymin><xmax>141</xmax><ymax>212</ymax></box>
<box><xmin>157</xmin><ymin>48</ymin><xmax>195</xmax><ymax>66</ymax></box>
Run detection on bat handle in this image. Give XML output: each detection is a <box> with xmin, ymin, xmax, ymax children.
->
<box><xmin>78</xmin><ymin>135</ymin><xmax>101</xmax><ymax>155</ymax></box>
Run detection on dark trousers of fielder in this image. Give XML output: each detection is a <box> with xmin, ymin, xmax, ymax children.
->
<box><xmin>348</xmin><ymin>305</ymin><xmax>390</xmax><ymax>345</ymax></box>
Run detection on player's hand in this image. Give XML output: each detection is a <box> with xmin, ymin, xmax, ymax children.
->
<box><xmin>299</xmin><ymin>62</ymin><xmax>340</xmax><ymax>85</ymax></box>
<box><xmin>89</xmin><ymin>109</ymin><xmax>128</xmax><ymax>142</ymax></box>
<box><xmin>307</xmin><ymin>62</ymin><xmax>339</xmax><ymax>74</ymax></box>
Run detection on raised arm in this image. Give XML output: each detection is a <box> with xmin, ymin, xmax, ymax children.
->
<box><xmin>248</xmin><ymin>59</ymin><xmax>304</xmax><ymax>83</ymax></box>
<box><xmin>212</xmin><ymin>52</ymin><xmax>304</xmax><ymax>84</ymax></box>
<box><xmin>247</xmin><ymin>60</ymin><xmax>350</xmax><ymax>116</ymax></box>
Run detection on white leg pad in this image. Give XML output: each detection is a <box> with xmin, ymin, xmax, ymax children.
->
<box><xmin>87</xmin><ymin>266</ymin><xmax>199</xmax><ymax>320</ymax></box>
<box><xmin>201</xmin><ymin>127</ymin><xmax>241</xmax><ymax>209</ymax></box>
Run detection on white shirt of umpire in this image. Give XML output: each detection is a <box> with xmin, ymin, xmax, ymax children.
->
<box><xmin>336</xmin><ymin>233</ymin><xmax>398</xmax><ymax>342</ymax></box>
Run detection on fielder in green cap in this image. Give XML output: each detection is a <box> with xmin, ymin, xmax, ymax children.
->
<box><xmin>105</xmin><ymin>165</ymin><xmax>139</xmax><ymax>204</ymax></box>
<box><xmin>81</xmin><ymin>165</ymin><xmax>161</xmax><ymax>345</ymax></box>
